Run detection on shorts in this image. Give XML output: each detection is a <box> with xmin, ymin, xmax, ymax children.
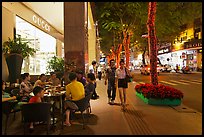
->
<box><xmin>118</xmin><ymin>79</ymin><xmax>128</xmax><ymax>88</ymax></box>
<box><xmin>64</xmin><ymin>100</ymin><xmax>78</xmax><ymax>110</ymax></box>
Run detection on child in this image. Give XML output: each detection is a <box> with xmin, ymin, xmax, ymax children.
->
<box><xmin>28</xmin><ymin>86</ymin><xmax>45</xmax><ymax>132</ymax></box>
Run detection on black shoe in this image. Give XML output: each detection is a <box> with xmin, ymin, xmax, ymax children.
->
<box><xmin>91</xmin><ymin>96</ymin><xmax>97</xmax><ymax>100</ymax></box>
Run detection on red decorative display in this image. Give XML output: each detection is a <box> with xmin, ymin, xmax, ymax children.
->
<box><xmin>135</xmin><ymin>83</ymin><xmax>184</xmax><ymax>99</ymax></box>
<box><xmin>147</xmin><ymin>2</ymin><xmax>158</xmax><ymax>85</ymax></box>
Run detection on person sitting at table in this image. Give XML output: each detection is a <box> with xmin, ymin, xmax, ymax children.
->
<box><xmin>2</xmin><ymin>80</ymin><xmax>17</xmax><ymax>102</ymax></box>
<box><xmin>34</xmin><ymin>74</ymin><xmax>50</xmax><ymax>89</ymax></box>
<box><xmin>2</xmin><ymin>80</ymin><xmax>27</xmax><ymax>111</ymax></box>
<box><xmin>48</xmin><ymin>72</ymin><xmax>62</xmax><ymax>109</ymax></box>
<box><xmin>28</xmin><ymin>86</ymin><xmax>45</xmax><ymax>132</ymax></box>
<box><xmin>20</xmin><ymin>73</ymin><xmax>33</xmax><ymax>102</ymax></box>
<box><xmin>49</xmin><ymin>72</ymin><xmax>61</xmax><ymax>86</ymax></box>
<box><xmin>64</xmin><ymin>72</ymin><xmax>85</xmax><ymax>126</ymax></box>
<box><xmin>76</xmin><ymin>69</ymin><xmax>87</xmax><ymax>86</ymax></box>
<box><xmin>85</xmin><ymin>73</ymin><xmax>96</xmax><ymax>96</ymax></box>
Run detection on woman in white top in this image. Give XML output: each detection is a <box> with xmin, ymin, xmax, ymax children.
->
<box><xmin>115</xmin><ymin>59</ymin><xmax>131</xmax><ymax>110</ymax></box>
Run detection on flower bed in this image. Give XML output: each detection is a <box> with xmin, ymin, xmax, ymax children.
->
<box><xmin>135</xmin><ymin>83</ymin><xmax>184</xmax><ymax>106</ymax></box>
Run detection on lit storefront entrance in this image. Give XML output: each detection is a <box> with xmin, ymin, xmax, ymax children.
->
<box><xmin>163</xmin><ymin>49</ymin><xmax>201</xmax><ymax>71</ymax></box>
<box><xmin>16</xmin><ymin>16</ymin><xmax>57</xmax><ymax>75</ymax></box>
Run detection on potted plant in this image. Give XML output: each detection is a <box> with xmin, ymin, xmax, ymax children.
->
<box><xmin>135</xmin><ymin>83</ymin><xmax>184</xmax><ymax>106</ymax></box>
<box><xmin>46</xmin><ymin>56</ymin><xmax>65</xmax><ymax>79</ymax></box>
<box><xmin>2</xmin><ymin>35</ymin><xmax>36</xmax><ymax>83</ymax></box>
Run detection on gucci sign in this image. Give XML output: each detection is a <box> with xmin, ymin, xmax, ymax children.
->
<box><xmin>33</xmin><ymin>15</ymin><xmax>50</xmax><ymax>32</ymax></box>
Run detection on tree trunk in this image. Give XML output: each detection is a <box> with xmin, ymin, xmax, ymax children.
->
<box><xmin>123</xmin><ymin>31</ymin><xmax>130</xmax><ymax>68</ymax></box>
<box><xmin>125</xmin><ymin>33</ymin><xmax>131</xmax><ymax>68</ymax></box>
<box><xmin>116</xmin><ymin>44</ymin><xmax>122</xmax><ymax>68</ymax></box>
<box><xmin>147</xmin><ymin>2</ymin><xmax>158</xmax><ymax>86</ymax></box>
<box><xmin>142</xmin><ymin>46</ymin><xmax>147</xmax><ymax>65</ymax></box>
<box><xmin>107</xmin><ymin>55</ymin><xmax>111</xmax><ymax>65</ymax></box>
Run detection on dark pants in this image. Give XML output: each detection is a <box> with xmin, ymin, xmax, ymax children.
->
<box><xmin>107</xmin><ymin>80</ymin><xmax>116</xmax><ymax>101</ymax></box>
<box><xmin>98</xmin><ymin>72</ymin><xmax>102</xmax><ymax>80</ymax></box>
<box><xmin>92</xmin><ymin>82</ymin><xmax>98</xmax><ymax>98</ymax></box>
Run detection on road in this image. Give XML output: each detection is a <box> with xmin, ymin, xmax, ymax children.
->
<box><xmin>130</xmin><ymin>70</ymin><xmax>202</xmax><ymax>113</ymax></box>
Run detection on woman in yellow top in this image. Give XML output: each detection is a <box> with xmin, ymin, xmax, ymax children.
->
<box><xmin>64</xmin><ymin>72</ymin><xmax>85</xmax><ymax>126</ymax></box>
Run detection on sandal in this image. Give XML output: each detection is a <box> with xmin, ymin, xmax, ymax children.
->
<box><xmin>64</xmin><ymin>122</ymin><xmax>71</xmax><ymax>126</ymax></box>
<box><xmin>121</xmin><ymin>103</ymin><xmax>126</xmax><ymax>111</ymax></box>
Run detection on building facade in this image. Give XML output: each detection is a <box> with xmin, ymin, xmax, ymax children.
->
<box><xmin>157</xmin><ymin>17</ymin><xmax>202</xmax><ymax>71</ymax></box>
<box><xmin>2</xmin><ymin>2</ymin><xmax>97</xmax><ymax>81</ymax></box>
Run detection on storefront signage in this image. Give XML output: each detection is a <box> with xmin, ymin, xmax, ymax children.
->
<box><xmin>184</xmin><ymin>39</ymin><xmax>202</xmax><ymax>49</ymax></box>
<box><xmin>158</xmin><ymin>47</ymin><xmax>170</xmax><ymax>55</ymax></box>
<box><xmin>181</xmin><ymin>52</ymin><xmax>186</xmax><ymax>59</ymax></box>
<box><xmin>157</xmin><ymin>42</ymin><xmax>171</xmax><ymax>49</ymax></box>
<box><xmin>33</xmin><ymin>15</ymin><xmax>50</xmax><ymax>32</ymax></box>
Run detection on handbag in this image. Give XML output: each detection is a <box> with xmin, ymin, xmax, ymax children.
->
<box><xmin>125</xmin><ymin>68</ymin><xmax>132</xmax><ymax>83</ymax></box>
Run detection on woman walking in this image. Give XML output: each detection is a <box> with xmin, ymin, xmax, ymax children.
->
<box><xmin>115</xmin><ymin>59</ymin><xmax>131</xmax><ymax>110</ymax></box>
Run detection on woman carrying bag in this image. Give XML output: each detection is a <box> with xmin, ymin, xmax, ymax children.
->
<box><xmin>115</xmin><ymin>59</ymin><xmax>132</xmax><ymax>110</ymax></box>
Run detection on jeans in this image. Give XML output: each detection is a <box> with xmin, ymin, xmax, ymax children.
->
<box><xmin>107</xmin><ymin>80</ymin><xmax>116</xmax><ymax>101</ymax></box>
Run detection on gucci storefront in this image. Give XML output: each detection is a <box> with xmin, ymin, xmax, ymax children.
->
<box><xmin>2</xmin><ymin>2</ymin><xmax>64</xmax><ymax>79</ymax></box>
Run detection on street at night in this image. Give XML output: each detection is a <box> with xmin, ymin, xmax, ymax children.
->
<box><xmin>131</xmin><ymin>70</ymin><xmax>202</xmax><ymax>113</ymax></box>
<box><xmin>2</xmin><ymin>2</ymin><xmax>202</xmax><ymax>135</ymax></box>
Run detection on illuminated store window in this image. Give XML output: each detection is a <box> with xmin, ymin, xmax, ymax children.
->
<box><xmin>61</xmin><ymin>43</ymin><xmax>64</xmax><ymax>58</ymax></box>
<box><xmin>16</xmin><ymin>16</ymin><xmax>56</xmax><ymax>75</ymax></box>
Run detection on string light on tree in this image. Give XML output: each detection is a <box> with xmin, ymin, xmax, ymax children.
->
<box><xmin>147</xmin><ymin>2</ymin><xmax>158</xmax><ymax>86</ymax></box>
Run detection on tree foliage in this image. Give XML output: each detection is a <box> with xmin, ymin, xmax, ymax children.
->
<box><xmin>46</xmin><ymin>56</ymin><xmax>64</xmax><ymax>74</ymax></box>
<box><xmin>95</xmin><ymin>2</ymin><xmax>202</xmax><ymax>54</ymax></box>
<box><xmin>2</xmin><ymin>35</ymin><xmax>37</xmax><ymax>59</ymax></box>
<box><xmin>155</xmin><ymin>2</ymin><xmax>202</xmax><ymax>42</ymax></box>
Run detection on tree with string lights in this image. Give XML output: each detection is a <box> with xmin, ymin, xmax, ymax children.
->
<box><xmin>95</xmin><ymin>2</ymin><xmax>202</xmax><ymax>83</ymax></box>
<box><xmin>147</xmin><ymin>2</ymin><xmax>158</xmax><ymax>86</ymax></box>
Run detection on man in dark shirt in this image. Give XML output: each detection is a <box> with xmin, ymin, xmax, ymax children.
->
<box><xmin>105</xmin><ymin>59</ymin><xmax>117</xmax><ymax>105</ymax></box>
<box><xmin>85</xmin><ymin>73</ymin><xmax>96</xmax><ymax>96</ymax></box>
<box><xmin>76</xmin><ymin>70</ymin><xmax>87</xmax><ymax>86</ymax></box>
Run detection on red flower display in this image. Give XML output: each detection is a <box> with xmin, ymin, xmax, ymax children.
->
<box><xmin>135</xmin><ymin>83</ymin><xmax>184</xmax><ymax>99</ymax></box>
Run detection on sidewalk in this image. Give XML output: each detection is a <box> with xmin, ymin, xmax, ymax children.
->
<box><xmin>2</xmin><ymin>79</ymin><xmax>202</xmax><ymax>135</ymax></box>
<box><xmin>87</xmin><ymin>79</ymin><xmax>202</xmax><ymax>135</ymax></box>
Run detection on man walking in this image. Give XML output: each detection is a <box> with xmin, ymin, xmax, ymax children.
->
<box><xmin>105</xmin><ymin>59</ymin><xmax>117</xmax><ymax>105</ymax></box>
<box><xmin>89</xmin><ymin>60</ymin><xmax>99</xmax><ymax>99</ymax></box>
